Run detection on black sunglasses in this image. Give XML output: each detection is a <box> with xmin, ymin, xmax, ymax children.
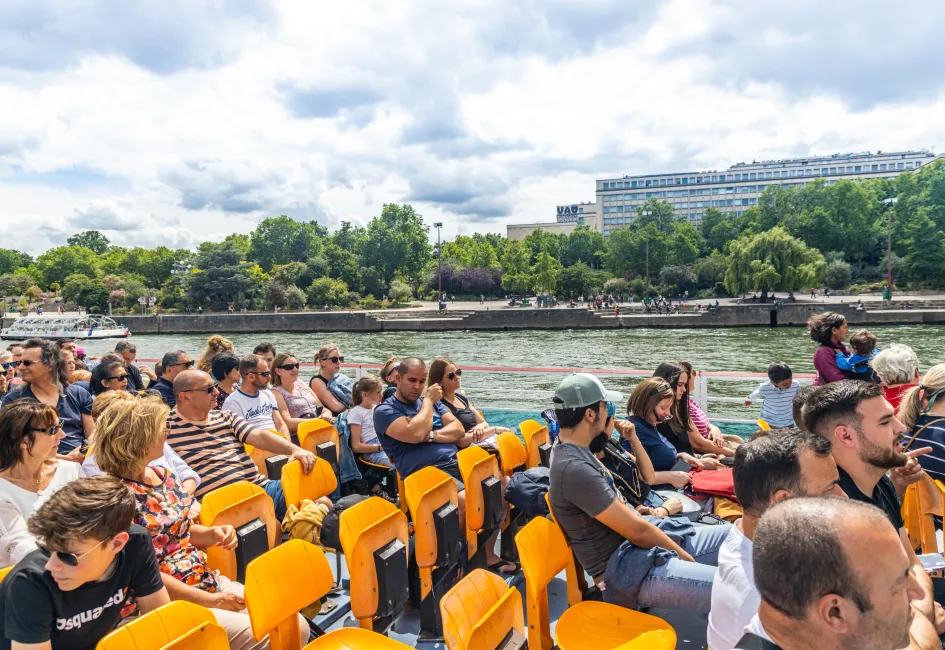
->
<box><xmin>250</xmin><ymin>370</ymin><xmax>271</xmax><ymax>377</ymax></box>
<box><xmin>326</xmin><ymin>356</ymin><xmax>344</xmax><ymax>363</ymax></box>
<box><xmin>38</xmin><ymin>538</ymin><xmax>109</xmax><ymax>567</ymax></box>
<box><xmin>16</xmin><ymin>359</ymin><xmax>40</xmax><ymax>367</ymax></box>
<box><xmin>28</xmin><ymin>423</ymin><xmax>63</xmax><ymax>436</ymax></box>
<box><xmin>278</xmin><ymin>363</ymin><xmax>300</xmax><ymax>371</ymax></box>
<box><xmin>167</xmin><ymin>360</ymin><xmax>195</xmax><ymax>369</ymax></box>
<box><xmin>181</xmin><ymin>384</ymin><xmax>217</xmax><ymax>395</ymax></box>
<box><xmin>447</xmin><ymin>369</ymin><xmax>463</xmax><ymax>380</ymax></box>
<box><xmin>107</xmin><ymin>374</ymin><xmax>129</xmax><ymax>382</ymax></box>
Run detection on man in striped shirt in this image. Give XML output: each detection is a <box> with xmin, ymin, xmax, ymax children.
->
<box><xmin>166</xmin><ymin>369</ymin><xmax>317</xmax><ymax>519</ymax></box>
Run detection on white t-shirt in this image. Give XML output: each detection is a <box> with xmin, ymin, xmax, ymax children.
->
<box><xmin>222</xmin><ymin>388</ymin><xmax>280</xmax><ymax>431</ymax></box>
<box><xmin>348</xmin><ymin>405</ymin><xmax>379</xmax><ymax>445</ymax></box>
<box><xmin>0</xmin><ymin>461</ymin><xmax>86</xmax><ymax>567</ymax></box>
<box><xmin>733</xmin><ymin>615</ymin><xmax>775</xmax><ymax>649</ymax></box>
<box><xmin>707</xmin><ymin>519</ymin><xmax>761</xmax><ymax>650</ymax></box>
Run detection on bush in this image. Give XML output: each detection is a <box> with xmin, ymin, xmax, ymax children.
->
<box><xmin>306</xmin><ymin>277</ymin><xmax>349</xmax><ymax>307</ymax></box>
<box><xmin>824</xmin><ymin>260</ymin><xmax>853</xmax><ymax>290</ymax></box>
<box><xmin>388</xmin><ymin>279</ymin><xmax>413</xmax><ymax>303</ymax></box>
<box><xmin>360</xmin><ymin>295</ymin><xmax>381</xmax><ymax>310</ymax></box>
<box><xmin>283</xmin><ymin>285</ymin><xmax>307</xmax><ymax>310</ymax></box>
<box><xmin>603</xmin><ymin>278</ymin><xmax>629</xmax><ymax>297</ymax></box>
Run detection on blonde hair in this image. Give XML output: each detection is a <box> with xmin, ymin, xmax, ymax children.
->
<box><xmin>898</xmin><ymin>363</ymin><xmax>945</xmax><ymax>429</ymax></box>
<box><xmin>315</xmin><ymin>345</ymin><xmax>339</xmax><ymax>363</ymax></box>
<box><xmin>91</xmin><ymin>390</ymin><xmax>135</xmax><ymax>420</ymax></box>
<box><xmin>352</xmin><ymin>375</ymin><xmax>382</xmax><ymax>406</ymax></box>
<box><xmin>196</xmin><ymin>335</ymin><xmax>235</xmax><ymax>374</ymax></box>
<box><xmin>91</xmin><ymin>397</ymin><xmax>170</xmax><ymax>477</ymax></box>
<box><xmin>271</xmin><ymin>352</ymin><xmax>296</xmax><ymax>388</ymax></box>
<box><xmin>71</xmin><ymin>369</ymin><xmax>92</xmax><ymax>384</ymax></box>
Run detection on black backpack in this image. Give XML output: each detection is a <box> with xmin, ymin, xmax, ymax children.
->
<box><xmin>599</xmin><ymin>440</ymin><xmax>651</xmax><ymax>507</ymax></box>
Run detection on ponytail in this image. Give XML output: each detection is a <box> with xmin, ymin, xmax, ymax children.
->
<box><xmin>897</xmin><ymin>384</ymin><xmax>924</xmax><ymax>429</ymax></box>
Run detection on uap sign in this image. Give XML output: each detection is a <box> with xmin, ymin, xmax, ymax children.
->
<box><xmin>557</xmin><ymin>205</ymin><xmax>580</xmax><ymax>222</ymax></box>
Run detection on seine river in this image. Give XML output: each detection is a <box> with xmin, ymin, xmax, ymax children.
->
<box><xmin>76</xmin><ymin>325</ymin><xmax>943</xmax><ymax>421</ymax></box>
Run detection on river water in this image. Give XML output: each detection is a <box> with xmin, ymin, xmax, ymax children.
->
<box><xmin>76</xmin><ymin>325</ymin><xmax>944</xmax><ymax>424</ymax></box>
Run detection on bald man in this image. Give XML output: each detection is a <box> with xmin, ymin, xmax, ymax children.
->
<box><xmin>737</xmin><ymin>496</ymin><xmax>934</xmax><ymax>650</ymax></box>
<box><xmin>166</xmin><ymin>370</ymin><xmax>322</xmax><ymax>520</ymax></box>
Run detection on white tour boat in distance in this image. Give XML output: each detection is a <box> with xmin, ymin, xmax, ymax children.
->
<box><xmin>0</xmin><ymin>315</ymin><xmax>131</xmax><ymax>340</ymax></box>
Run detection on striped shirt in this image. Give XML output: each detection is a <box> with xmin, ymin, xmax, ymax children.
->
<box><xmin>908</xmin><ymin>415</ymin><xmax>945</xmax><ymax>484</ymax></box>
<box><xmin>166</xmin><ymin>410</ymin><xmax>267</xmax><ymax>498</ymax></box>
<box><xmin>689</xmin><ymin>399</ymin><xmax>711</xmax><ymax>438</ymax></box>
<box><xmin>749</xmin><ymin>380</ymin><xmax>800</xmax><ymax>428</ymax></box>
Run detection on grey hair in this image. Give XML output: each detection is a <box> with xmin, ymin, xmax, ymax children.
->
<box><xmin>871</xmin><ymin>344</ymin><xmax>919</xmax><ymax>387</ymax></box>
<box><xmin>114</xmin><ymin>340</ymin><xmax>136</xmax><ymax>354</ymax></box>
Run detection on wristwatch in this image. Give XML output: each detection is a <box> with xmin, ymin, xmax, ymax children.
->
<box><xmin>428</xmin><ymin>430</ymin><xmax>435</xmax><ymax>442</ymax></box>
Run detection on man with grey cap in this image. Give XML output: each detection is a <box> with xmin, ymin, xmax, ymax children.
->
<box><xmin>549</xmin><ymin>372</ymin><xmax>727</xmax><ymax>614</ymax></box>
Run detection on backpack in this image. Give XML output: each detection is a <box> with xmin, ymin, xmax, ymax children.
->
<box><xmin>320</xmin><ymin>494</ymin><xmax>369</xmax><ymax>551</ymax></box>
<box><xmin>505</xmin><ymin>467</ymin><xmax>550</xmax><ymax>518</ymax></box>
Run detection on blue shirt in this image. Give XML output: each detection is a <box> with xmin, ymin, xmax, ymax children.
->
<box><xmin>625</xmin><ymin>415</ymin><xmax>678</xmax><ymax>472</ymax></box>
<box><xmin>0</xmin><ymin>383</ymin><xmax>92</xmax><ymax>453</ymax></box>
<box><xmin>908</xmin><ymin>415</ymin><xmax>945</xmax><ymax>485</ymax></box>
<box><xmin>373</xmin><ymin>394</ymin><xmax>456</xmax><ymax>478</ymax></box>
<box><xmin>151</xmin><ymin>377</ymin><xmax>176</xmax><ymax>407</ymax></box>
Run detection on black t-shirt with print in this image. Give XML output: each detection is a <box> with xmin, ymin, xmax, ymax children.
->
<box><xmin>0</xmin><ymin>525</ymin><xmax>164</xmax><ymax>650</ymax></box>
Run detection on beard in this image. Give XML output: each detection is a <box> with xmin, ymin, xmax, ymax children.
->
<box><xmin>857</xmin><ymin>431</ymin><xmax>908</xmax><ymax>470</ymax></box>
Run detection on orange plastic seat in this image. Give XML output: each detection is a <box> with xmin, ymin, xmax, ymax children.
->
<box><xmin>440</xmin><ymin>569</ymin><xmax>525</xmax><ymax>650</ymax></box>
<box><xmin>396</xmin><ymin>470</ymin><xmax>408</xmax><ymax>514</ymax></box>
<box><xmin>0</xmin><ymin>566</ymin><xmax>10</xmax><ymax>583</ymax></box>
<box><xmin>298</xmin><ymin>419</ymin><xmax>341</xmax><ymax>458</ymax></box>
<box><xmin>303</xmin><ymin>627</ymin><xmax>414</xmax><ymax>649</ymax></box>
<box><xmin>543</xmin><ymin>492</ymin><xmax>588</xmax><ymax>594</ymax></box>
<box><xmin>245</xmin><ymin>539</ymin><xmax>335</xmax><ymax>650</ymax></box>
<box><xmin>199</xmin><ymin>480</ymin><xmax>280</xmax><ymax>581</ymax></box>
<box><xmin>756</xmin><ymin>419</ymin><xmax>771</xmax><ymax>431</ymax></box>
<box><xmin>519</xmin><ymin>419</ymin><xmax>550</xmax><ymax>469</ymax></box>
<box><xmin>281</xmin><ymin>457</ymin><xmax>337</xmax><ymax>509</ymax></box>
<box><xmin>338</xmin><ymin>496</ymin><xmax>410</xmax><ymax>631</ymax></box>
<box><xmin>96</xmin><ymin>601</ymin><xmax>226</xmax><ymax>650</ymax></box>
<box><xmin>456</xmin><ymin>445</ymin><xmax>503</xmax><ymax>563</ymax></box>
<box><xmin>245</xmin><ymin>443</ymin><xmax>276</xmax><ymax>477</ymax></box>
<box><xmin>515</xmin><ymin>517</ymin><xmax>676</xmax><ymax>650</ymax></box>
<box><xmin>495</xmin><ymin>432</ymin><xmax>527</xmax><ymax>477</ymax></box>
<box><xmin>910</xmin><ymin>477</ymin><xmax>944</xmax><ymax>554</ymax></box>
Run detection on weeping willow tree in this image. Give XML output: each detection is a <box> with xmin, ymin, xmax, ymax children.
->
<box><xmin>724</xmin><ymin>226</ymin><xmax>826</xmax><ymax>299</ymax></box>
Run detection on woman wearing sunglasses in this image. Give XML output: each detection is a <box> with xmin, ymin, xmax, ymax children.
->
<box><xmin>309</xmin><ymin>345</ymin><xmax>354</xmax><ymax>416</ymax></box>
<box><xmin>0</xmin><ymin>401</ymin><xmax>85</xmax><ymax>567</ymax></box>
<box><xmin>427</xmin><ymin>357</ymin><xmax>509</xmax><ymax>450</ymax></box>
<box><xmin>92</xmin><ymin>396</ymin><xmax>310</xmax><ymax>649</ymax></box>
<box><xmin>272</xmin><ymin>352</ymin><xmax>333</xmax><ymax>436</ymax></box>
<box><xmin>89</xmin><ymin>359</ymin><xmax>130</xmax><ymax>396</ymax></box>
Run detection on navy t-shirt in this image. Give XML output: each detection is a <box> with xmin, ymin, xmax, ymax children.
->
<box><xmin>373</xmin><ymin>394</ymin><xmax>456</xmax><ymax>478</ymax></box>
<box><xmin>151</xmin><ymin>378</ymin><xmax>176</xmax><ymax>407</ymax></box>
<box><xmin>0</xmin><ymin>384</ymin><xmax>92</xmax><ymax>453</ymax></box>
<box><xmin>626</xmin><ymin>415</ymin><xmax>678</xmax><ymax>472</ymax></box>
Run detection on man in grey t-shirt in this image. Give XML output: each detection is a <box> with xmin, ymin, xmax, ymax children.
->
<box><xmin>549</xmin><ymin>373</ymin><xmax>728</xmax><ymax>614</ymax></box>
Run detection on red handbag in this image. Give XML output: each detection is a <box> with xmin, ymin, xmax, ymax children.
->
<box><xmin>687</xmin><ymin>467</ymin><xmax>738</xmax><ymax>502</ymax></box>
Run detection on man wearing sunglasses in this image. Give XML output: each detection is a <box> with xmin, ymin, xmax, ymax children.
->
<box><xmin>0</xmin><ymin>476</ymin><xmax>170</xmax><ymax>650</ymax></box>
<box><xmin>221</xmin><ymin>354</ymin><xmax>290</xmax><ymax>438</ymax></box>
<box><xmin>167</xmin><ymin>369</ymin><xmax>317</xmax><ymax>520</ymax></box>
<box><xmin>150</xmin><ymin>350</ymin><xmax>193</xmax><ymax>407</ymax></box>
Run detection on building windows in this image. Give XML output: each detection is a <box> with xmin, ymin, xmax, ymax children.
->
<box><xmin>898</xmin><ymin>162</ymin><xmax>905</xmax><ymax>169</ymax></box>
<box><xmin>854</xmin><ymin>166</ymin><xmax>861</xmax><ymax>172</ymax></box>
<box><xmin>872</xmin><ymin>165</ymin><xmax>878</xmax><ymax>171</ymax></box>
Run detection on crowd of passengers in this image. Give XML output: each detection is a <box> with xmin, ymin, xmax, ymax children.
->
<box><xmin>0</xmin><ymin>310</ymin><xmax>942</xmax><ymax>649</ymax></box>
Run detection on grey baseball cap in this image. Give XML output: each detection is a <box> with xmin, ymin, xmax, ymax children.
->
<box><xmin>552</xmin><ymin>373</ymin><xmax>624</xmax><ymax>409</ymax></box>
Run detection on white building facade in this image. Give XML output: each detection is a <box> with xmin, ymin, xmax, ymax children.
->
<box><xmin>506</xmin><ymin>201</ymin><xmax>599</xmax><ymax>240</ymax></box>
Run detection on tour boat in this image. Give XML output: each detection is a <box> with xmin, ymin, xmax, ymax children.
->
<box><xmin>0</xmin><ymin>315</ymin><xmax>130</xmax><ymax>340</ymax></box>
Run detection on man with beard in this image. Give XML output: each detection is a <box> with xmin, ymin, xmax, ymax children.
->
<box><xmin>803</xmin><ymin>380</ymin><xmax>943</xmax><ymax>648</ymax></box>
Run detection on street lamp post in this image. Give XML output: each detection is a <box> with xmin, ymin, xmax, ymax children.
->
<box><xmin>433</xmin><ymin>222</ymin><xmax>443</xmax><ymax>305</ymax></box>
<box><xmin>884</xmin><ymin>197</ymin><xmax>898</xmax><ymax>300</ymax></box>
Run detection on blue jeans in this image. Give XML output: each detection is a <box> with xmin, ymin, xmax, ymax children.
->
<box><xmin>603</xmin><ymin>521</ymin><xmax>728</xmax><ymax>614</ymax></box>
<box><xmin>264</xmin><ymin>479</ymin><xmax>288</xmax><ymax>521</ymax></box>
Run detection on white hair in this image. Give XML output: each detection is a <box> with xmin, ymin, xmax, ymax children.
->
<box><xmin>871</xmin><ymin>344</ymin><xmax>919</xmax><ymax>386</ymax></box>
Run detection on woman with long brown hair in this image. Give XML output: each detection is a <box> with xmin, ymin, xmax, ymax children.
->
<box><xmin>196</xmin><ymin>335</ymin><xmax>235</xmax><ymax>375</ymax></box>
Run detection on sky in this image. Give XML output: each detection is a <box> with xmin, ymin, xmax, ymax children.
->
<box><xmin>1</xmin><ymin>0</ymin><xmax>944</xmax><ymax>255</ymax></box>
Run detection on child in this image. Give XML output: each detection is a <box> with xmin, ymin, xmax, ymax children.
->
<box><xmin>744</xmin><ymin>362</ymin><xmax>801</xmax><ymax>428</ymax></box>
<box><xmin>348</xmin><ymin>375</ymin><xmax>392</xmax><ymax>467</ymax></box>
<box><xmin>836</xmin><ymin>329</ymin><xmax>878</xmax><ymax>375</ymax></box>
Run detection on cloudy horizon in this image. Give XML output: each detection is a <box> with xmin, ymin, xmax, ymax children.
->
<box><xmin>1</xmin><ymin>0</ymin><xmax>943</xmax><ymax>254</ymax></box>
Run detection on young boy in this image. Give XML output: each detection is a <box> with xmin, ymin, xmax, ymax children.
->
<box><xmin>744</xmin><ymin>362</ymin><xmax>801</xmax><ymax>428</ymax></box>
<box><xmin>0</xmin><ymin>476</ymin><xmax>170</xmax><ymax>650</ymax></box>
<box><xmin>836</xmin><ymin>329</ymin><xmax>878</xmax><ymax>375</ymax></box>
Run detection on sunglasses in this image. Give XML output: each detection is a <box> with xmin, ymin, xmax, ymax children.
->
<box><xmin>1</xmin><ymin>362</ymin><xmax>13</xmax><ymax>371</ymax></box>
<box><xmin>250</xmin><ymin>370</ymin><xmax>271</xmax><ymax>377</ymax></box>
<box><xmin>107</xmin><ymin>374</ymin><xmax>129</xmax><ymax>382</ymax></box>
<box><xmin>39</xmin><ymin>537</ymin><xmax>109</xmax><ymax>567</ymax></box>
<box><xmin>28</xmin><ymin>423</ymin><xmax>63</xmax><ymax>436</ymax></box>
<box><xmin>181</xmin><ymin>384</ymin><xmax>218</xmax><ymax>395</ymax></box>
<box><xmin>325</xmin><ymin>356</ymin><xmax>344</xmax><ymax>364</ymax></box>
<box><xmin>16</xmin><ymin>359</ymin><xmax>40</xmax><ymax>367</ymax></box>
<box><xmin>167</xmin><ymin>360</ymin><xmax>195</xmax><ymax>369</ymax></box>
<box><xmin>278</xmin><ymin>363</ymin><xmax>300</xmax><ymax>371</ymax></box>
<box><xmin>447</xmin><ymin>369</ymin><xmax>463</xmax><ymax>380</ymax></box>
<box><xmin>606</xmin><ymin>402</ymin><xmax>616</xmax><ymax>419</ymax></box>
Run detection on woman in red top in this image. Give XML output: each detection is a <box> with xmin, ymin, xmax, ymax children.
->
<box><xmin>871</xmin><ymin>344</ymin><xmax>920</xmax><ymax>409</ymax></box>
<box><xmin>808</xmin><ymin>312</ymin><xmax>850</xmax><ymax>385</ymax></box>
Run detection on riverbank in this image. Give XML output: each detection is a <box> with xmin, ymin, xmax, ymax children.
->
<box><xmin>12</xmin><ymin>302</ymin><xmax>945</xmax><ymax>334</ymax></box>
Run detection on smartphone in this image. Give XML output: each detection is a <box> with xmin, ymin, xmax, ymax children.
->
<box><xmin>917</xmin><ymin>553</ymin><xmax>945</xmax><ymax>573</ymax></box>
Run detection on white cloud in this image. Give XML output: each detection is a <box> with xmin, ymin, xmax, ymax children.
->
<box><xmin>0</xmin><ymin>0</ymin><xmax>942</xmax><ymax>255</ymax></box>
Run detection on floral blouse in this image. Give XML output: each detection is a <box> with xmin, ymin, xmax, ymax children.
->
<box><xmin>123</xmin><ymin>468</ymin><xmax>219</xmax><ymax>592</ymax></box>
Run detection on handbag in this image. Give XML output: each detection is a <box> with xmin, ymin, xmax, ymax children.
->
<box><xmin>687</xmin><ymin>467</ymin><xmax>738</xmax><ymax>501</ymax></box>
<box><xmin>600</xmin><ymin>440</ymin><xmax>651</xmax><ymax>507</ymax></box>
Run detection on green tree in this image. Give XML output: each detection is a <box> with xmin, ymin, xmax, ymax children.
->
<box><xmin>36</xmin><ymin>246</ymin><xmax>100</xmax><ymax>288</ymax></box>
<box><xmin>284</xmin><ymin>285</ymin><xmax>307</xmax><ymax>310</ymax></box>
<box><xmin>560</xmin><ymin>262</ymin><xmax>595</xmax><ymax>297</ymax></box>
<box><xmin>61</xmin><ymin>274</ymin><xmax>93</xmax><ymax>304</ymax></box>
<box><xmin>533</xmin><ymin>252</ymin><xmax>562</xmax><ymax>294</ymax></box>
<box><xmin>67</xmin><ymin>230</ymin><xmax>110</xmax><ymax>254</ymax></box>
<box><xmin>0</xmin><ymin>273</ymin><xmax>35</xmax><ymax>296</ymax></box>
<box><xmin>691</xmin><ymin>252</ymin><xmax>728</xmax><ymax>290</ymax></box>
<box><xmin>523</xmin><ymin>229</ymin><xmax>562</xmax><ymax>263</ymax></box>
<box><xmin>262</xmin><ymin>279</ymin><xmax>287</xmax><ymax>309</ymax></box>
<box><xmin>560</xmin><ymin>225</ymin><xmax>606</xmax><ymax>268</ymax></box>
<box><xmin>636</xmin><ymin>199</ymin><xmax>677</xmax><ymax>233</ymax></box>
<box><xmin>249</xmin><ymin>216</ymin><xmax>326</xmax><ymax>271</ymax></box>
<box><xmin>388</xmin><ymin>279</ymin><xmax>413</xmax><ymax>303</ymax></box>
<box><xmin>824</xmin><ymin>260</ymin><xmax>853</xmax><ymax>290</ymax></box>
<box><xmin>724</xmin><ymin>226</ymin><xmax>826</xmax><ymax>299</ymax></box>
<box><xmin>0</xmin><ymin>249</ymin><xmax>32</xmax><ymax>276</ymax></box>
<box><xmin>603</xmin><ymin>278</ymin><xmax>629</xmax><ymax>297</ymax></box>
<box><xmin>658</xmin><ymin>265</ymin><xmax>697</xmax><ymax>295</ymax></box>
<box><xmin>306</xmin><ymin>277</ymin><xmax>349</xmax><ymax>307</ymax></box>
<box><xmin>359</xmin><ymin>204</ymin><xmax>431</xmax><ymax>287</ymax></box>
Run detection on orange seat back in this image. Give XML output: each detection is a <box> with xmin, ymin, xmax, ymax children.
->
<box><xmin>199</xmin><ymin>481</ymin><xmax>279</xmax><ymax>581</ymax></box>
<box><xmin>302</xmin><ymin>627</ymin><xmax>415</xmax><ymax>649</ymax></box>
<box><xmin>298</xmin><ymin>419</ymin><xmax>340</xmax><ymax>455</ymax></box>
<box><xmin>457</xmin><ymin>445</ymin><xmax>501</xmax><ymax>532</ymax></box>
<box><xmin>95</xmin><ymin>601</ymin><xmax>222</xmax><ymax>650</ymax></box>
<box><xmin>244</xmin><ymin>443</ymin><xmax>275</xmax><ymax>477</ymax></box>
<box><xmin>0</xmin><ymin>566</ymin><xmax>10</xmax><ymax>584</ymax></box>
<box><xmin>519</xmin><ymin>420</ymin><xmax>550</xmax><ymax>469</ymax></box>
<box><xmin>404</xmin><ymin>466</ymin><xmax>459</xmax><ymax>569</ymax></box>
<box><xmin>440</xmin><ymin>569</ymin><xmax>525</xmax><ymax>650</ymax></box>
<box><xmin>245</xmin><ymin>540</ymin><xmax>335</xmax><ymax>650</ymax></box>
<box><xmin>338</xmin><ymin>496</ymin><xmax>410</xmax><ymax>628</ymax></box>
<box><xmin>281</xmin><ymin>458</ymin><xmax>337</xmax><ymax>509</ymax></box>
<box><xmin>495</xmin><ymin>432</ymin><xmax>527</xmax><ymax>476</ymax></box>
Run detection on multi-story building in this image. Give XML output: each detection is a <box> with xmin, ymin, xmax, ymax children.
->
<box><xmin>596</xmin><ymin>150</ymin><xmax>939</xmax><ymax>236</ymax></box>
<box><xmin>506</xmin><ymin>201</ymin><xmax>598</xmax><ymax>240</ymax></box>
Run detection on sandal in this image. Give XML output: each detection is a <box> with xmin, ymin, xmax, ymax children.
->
<box><xmin>486</xmin><ymin>559</ymin><xmax>519</xmax><ymax>576</ymax></box>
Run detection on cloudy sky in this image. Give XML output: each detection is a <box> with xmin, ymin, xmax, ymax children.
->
<box><xmin>1</xmin><ymin>0</ymin><xmax>943</xmax><ymax>254</ymax></box>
